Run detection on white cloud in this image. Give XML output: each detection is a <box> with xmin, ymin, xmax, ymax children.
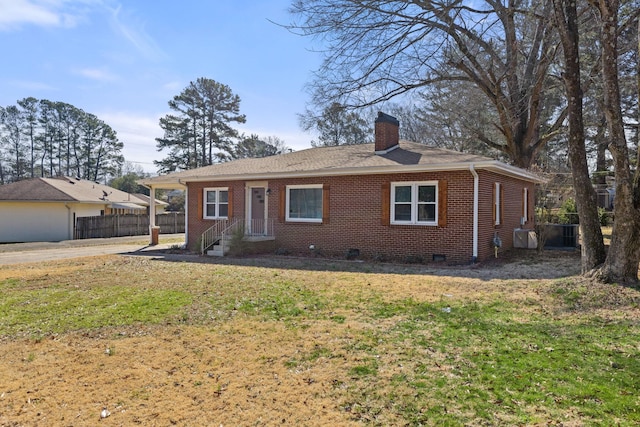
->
<box><xmin>73</xmin><ymin>67</ymin><xmax>118</xmax><ymax>81</ymax></box>
<box><xmin>107</xmin><ymin>4</ymin><xmax>167</xmax><ymax>61</ymax></box>
<box><xmin>101</xmin><ymin>111</ymin><xmax>312</xmax><ymax>173</ymax></box>
<box><xmin>98</xmin><ymin>111</ymin><xmax>163</xmax><ymax>173</ymax></box>
<box><xmin>0</xmin><ymin>0</ymin><xmax>89</xmax><ymax>31</ymax></box>
<box><xmin>162</xmin><ymin>81</ymin><xmax>182</xmax><ymax>93</ymax></box>
<box><xmin>11</xmin><ymin>79</ymin><xmax>58</xmax><ymax>92</ymax></box>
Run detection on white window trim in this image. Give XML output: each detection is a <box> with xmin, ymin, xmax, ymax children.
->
<box><xmin>494</xmin><ymin>182</ymin><xmax>501</xmax><ymax>226</ymax></box>
<box><xmin>390</xmin><ymin>181</ymin><xmax>438</xmax><ymax>226</ymax></box>
<box><xmin>286</xmin><ymin>184</ymin><xmax>323</xmax><ymax>223</ymax></box>
<box><xmin>203</xmin><ymin>187</ymin><xmax>229</xmax><ymax>219</ymax></box>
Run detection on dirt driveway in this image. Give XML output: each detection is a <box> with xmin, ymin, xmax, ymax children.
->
<box><xmin>0</xmin><ymin>234</ymin><xmax>185</xmax><ymax>265</ymax></box>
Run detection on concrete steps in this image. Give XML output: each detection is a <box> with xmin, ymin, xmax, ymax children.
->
<box><xmin>206</xmin><ymin>241</ymin><xmax>230</xmax><ymax>256</ymax></box>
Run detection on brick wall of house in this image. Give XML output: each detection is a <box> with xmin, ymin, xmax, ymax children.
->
<box><xmin>267</xmin><ymin>171</ymin><xmax>476</xmax><ymax>263</ymax></box>
<box><xmin>185</xmin><ymin>180</ymin><xmax>245</xmax><ymax>252</ymax></box>
<box><xmin>186</xmin><ymin>170</ymin><xmax>536</xmax><ymax>263</ymax></box>
<box><xmin>476</xmin><ymin>170</ymin><xmax>536</xmax><ymax>261</ymax></box>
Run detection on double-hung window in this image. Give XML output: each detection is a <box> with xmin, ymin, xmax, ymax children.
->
<box><xmin>391</xmin><ymin>181</ymin><xmax>438</xmax><ymax>225</ymax></box>
<box><xmin>286</xmin><ymin>184</ymin><xmax>323</xmax><ymax>223</ymax></box>
<box><xmin>494</xmin><ymin>182</ymin><xmax>502</xmax><ymax>226</ymax></box>
<box><xmin>203</xmin><ymin>187</ymin><xmax>229</xmax><ymax>219</ymax></box>
<box><xmin>521</xmin><ymin>187</ymin><xmax>528</xmax><ymax>225</ymax></box>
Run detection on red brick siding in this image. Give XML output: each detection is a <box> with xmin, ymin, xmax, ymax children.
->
<box><xmin>268</xmin><ymin>172</ymin><xmax>476</xmax><ymax>263</ymax></box>
<box><xmin>186</xmin><ymin>181</ymin><xmax>245</xmax><ymax>251</ymax></box>
<box><xmin>186</xmin><ymin>170</ymin><xmax>536</xmax><ymax>263</ymax></box>
<box><xmin>475</xmin><ymin>171</ymin><xmax>536</xmax><ymax>260</ymax></box>
<box><xmin>375</xmin><ymin>120</ymin><xmax>399</xmax><ymax>152</ymax></box>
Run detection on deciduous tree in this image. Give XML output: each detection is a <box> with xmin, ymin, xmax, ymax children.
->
<box><xmin>299</xmin><ymin>103</ymin><xmax>372</xmax><ymax>147</ymax></box>
<box><xmin>587</xmin><ymin>0</ymin><xmax>640</xmax><ymax>283</ymax></box>
<box><xmin>552</xmin><ymin>0</ymin><xmax>606</xmax><ymax>273</ymax></box>
<box><xmin>232</xmin><ymin>134</ymin><xmax>289</xmax><ymax>159</ymax></box>
<box><xmin>288</xmin><ymin>0</ymin><xmax>565</xmax><ymax>168</ymax></box>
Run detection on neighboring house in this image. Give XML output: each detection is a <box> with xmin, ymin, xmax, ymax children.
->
<box><xmin>141</xmin><ymin>113</ymin><xmax>542</xmax><ymax>263</ymax></box>
<box><xmin>0</xmin><ymin>176</ymin><xmax>162</xmax><ymax>243</ymax></box>
<box><xmin>129</xmin><ymin>193</ymin><xmax>169</xmax><ymax>214</ymax></box>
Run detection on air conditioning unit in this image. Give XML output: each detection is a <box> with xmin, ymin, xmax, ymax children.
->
<box><xmin>513</xmin><ymin>229</ymin><xmax>538</xmax><ymax>249</ymax></box>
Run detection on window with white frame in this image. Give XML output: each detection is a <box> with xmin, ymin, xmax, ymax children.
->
<box><xmin>494</xmin><ymin>182</ymin><xmax>502</xmax><ymax>226</ymax></box>
<box><xmin>391</xmin><ymin>181</ymin><xmax>438</xmax><ymax>225</ymax></box>
<box><xmin>203</xmin><ymin>187</ymin><xmax>229</xmax><ymax>219</ymax></box>
<box><xmin>522</xmin><ymin>187</ymin><xmax>528</xmax><ymax>224</ymax></box>
<box><xmin>286</xmin><ymin>184</ymin><xmax>323</xmax><ymax>222</ymax></box>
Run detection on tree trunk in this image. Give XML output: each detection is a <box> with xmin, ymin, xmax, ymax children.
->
<box><xmin>589</xmin><ymin>0</ymin><xmax>640</xmax><ymax>284</ymax></box>
<box><xmin>594</xmin><ymin>116</ymin><xmax>608</xmax><ymax>187</ymax></box>
<box><xmin>553</xmin><ymin>0</ymin><xmax>606</xmax><ymax>272</ymax></box>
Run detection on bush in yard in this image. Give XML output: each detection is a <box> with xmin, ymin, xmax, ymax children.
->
<box><xmin>598</xmin><ymin>207</ymin><xmax>610</xmax><ymax>226</ymax></box>
<box><xmin>558</xmin><ymin>198</ymin><xmax>579</xmax><ymax>224</ymax></box>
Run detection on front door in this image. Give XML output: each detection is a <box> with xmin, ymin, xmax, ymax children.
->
<box><xmin>249</xmin><ymin>187</ymin><xmax>266</xmax><ymax>235</ymax></box>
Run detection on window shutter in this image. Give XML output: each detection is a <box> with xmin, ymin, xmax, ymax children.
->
<box><xmin>438</xmin><ymin>180</ymin><xmax>448</xmax><ymax>227</ymax></box>
<box><xmin>381</xmin><ymin>182</ymin><xmax>390</xmax><ymax>225</ymax></box>
<box><xmin>322</xmin><ymin>184</ymin><xmax>330</xmax><ymax>224</ymax></box>
<box><xmin>279</xmin><ymin>186</ymin><xmax>286</xmax><ymax>223</ymax></box>
<box><xmin>227</xmin><ymin>188</ymin><xmax>234</xmax><ymax>218</ymax></box>
<box><xmin>198</xmin><ymin>189</ymin><xmax>203</xmax><ymax>219</ymax></box>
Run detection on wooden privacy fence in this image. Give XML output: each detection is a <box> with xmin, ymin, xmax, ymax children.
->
<box><xmin>75</xmin><ymin>213</ymin><xmax>185</xmax><ymax>239</ymax></box>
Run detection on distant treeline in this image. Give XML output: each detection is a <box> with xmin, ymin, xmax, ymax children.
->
<box><xmin>0</xmin><ymin>97</ymin><xmax>124</xmax><ymax>184</ymax></box>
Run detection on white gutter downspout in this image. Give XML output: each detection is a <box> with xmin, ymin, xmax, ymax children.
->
<box><xmin>179</xmin><ymin>179</ymin><xmax>188</xmax><ymax>246</ymax></box>
<box><xmin>64</xmin><ymin>202</ymin><xmax>72</xmax><ymax>240</ymax></box>
<box><xmin>470</xmin><ymin>165</ymin><xmax>479</xmax><ymax>263</ymax></box>
<box><xmin>149</xmin><ymin>184</ymin><xmax>157</xmax><ymax>245</ymax></box>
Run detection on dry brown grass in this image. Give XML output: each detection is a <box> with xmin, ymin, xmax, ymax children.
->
<box><xmin>1</xmin><ymin>249</ymin><xmax>638</xmax><ymax>426</ymax></box>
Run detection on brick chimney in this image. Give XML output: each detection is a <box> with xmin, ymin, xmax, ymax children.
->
<box><xmin>374</xmin><ymin>112</ymin><xmax>400</xmax><ymax>153</ymax></box>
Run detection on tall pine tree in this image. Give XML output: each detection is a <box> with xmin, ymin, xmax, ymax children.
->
<box><xmin>155</xmin><ymin>78</ymin><xmax>246</xmax><ymax>172</ymax></box>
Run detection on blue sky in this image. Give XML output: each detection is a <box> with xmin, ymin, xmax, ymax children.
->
<box><xmin>0</xmin><ymin>0</ymin><xmax>322</xmax><ymax>173</ymax></box>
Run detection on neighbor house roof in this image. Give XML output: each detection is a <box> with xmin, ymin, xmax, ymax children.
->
<box><xmin>0</xmin><ymin>176</ymin><xmax>149</xmax><ymax>206</ymax></box>
<box><xmin>130</xmin><ymin>193</ymin><xmax>169</xmax><ymax>207</ymax></box>
<box><xmin>141</xmin><ymin>141</ymin><xmax>543</xmax><ymax>188</ymax></box>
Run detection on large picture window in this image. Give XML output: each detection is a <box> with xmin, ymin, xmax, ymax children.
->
<box><xmin>286</xmin><ymin>185</ymin><xmax>323</xmax><ymax>222</ymax></box>
<box><xmin>203</xmin><ymin>187</ymin><xmax>229</xmax><ymax>219</ymax></box>
<box><xmin>391</xmin><ymin>182</ymin><xmax>438</xmax><ymax>225</ymax></box>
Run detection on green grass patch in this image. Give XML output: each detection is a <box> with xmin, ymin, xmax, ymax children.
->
<box><xmin>2</xmin><ymin>255</ymin><xmax>640</xmax><ymax>425</ymax></box>
<box><xmin>284</xmin><ymin>345</ymin><xmax>335</xmax><ymax>369</ymax></box>
<box><xmin>345</xmin><ymin>298</ymin><xmax>640</xmax><ymax>425</ymax></box>
<box><xmin>0</xmin><ymin>285</ymin><xmax>192</xmax><ymax>337</ymax></box>
<box><xmin>349</xmin><ymin>360</ymin><xmax>378</xmax><ymax>377</ymax></box>
<box><xmin>220</xmin><ymin>279</ymin><xmax>327</xmax><ymax>320</ymax></box>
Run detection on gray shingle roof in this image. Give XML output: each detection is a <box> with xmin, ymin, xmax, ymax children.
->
<box><xmin>0</xmin><ymin>176</ymin><xmax>149</xmax><ymax>205</ymax></box>
<box><xmin>141</xmin><ymin>141</ymin><xmax>543</xmax><ymax>187</ymax></box>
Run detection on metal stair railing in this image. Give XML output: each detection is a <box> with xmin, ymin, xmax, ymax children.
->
<box><xmin>218</xmin><ymin>219</ymin><xmax>245</xmax><ymax>254</ymax></box>
<box><xmin>201</xmin><ymin>218</ymin><xmax>274</xmax><ymax>255</ymax></box>
<box><xmin>245</xmin><ymin>218</ymin><xmax>274</xmax><ymax>237</ymax></box>
<box><xmin>200</xmin><ymin>219</ymin><xmax>231</xmax><ymax>254</ymax></box>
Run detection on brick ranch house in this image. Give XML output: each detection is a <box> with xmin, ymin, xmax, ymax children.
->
<box><xmin>141</xmin><ymin>113</ymin><xmax>542</xmax><ymax>263</ymax></box>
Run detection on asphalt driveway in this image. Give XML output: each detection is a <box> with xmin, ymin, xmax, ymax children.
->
<box><xmin>0</xmin><ymin>234</ymin><xmax>185</xmax><ymax>265</ymax></box>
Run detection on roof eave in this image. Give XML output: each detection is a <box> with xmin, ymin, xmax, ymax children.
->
<box><xmin>137</xmin><ymin>179</ymin><xmax>187</xmax><ymax>190</ymax></box>
<box><xmin>475</xmin><ymin>161</ymin><xmax>546</xmax><ymax>183</ymax></box>
<box><xmin>143</xmin><ymin>161</ymin><xmax>544</xmax><ymax>185</ymax></box>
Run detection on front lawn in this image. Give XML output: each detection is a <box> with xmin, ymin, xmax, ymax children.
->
<box><xmin>0</xmin><ymin>251</ymin><xmax>638</xmax><ymax>425</ymax></box>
